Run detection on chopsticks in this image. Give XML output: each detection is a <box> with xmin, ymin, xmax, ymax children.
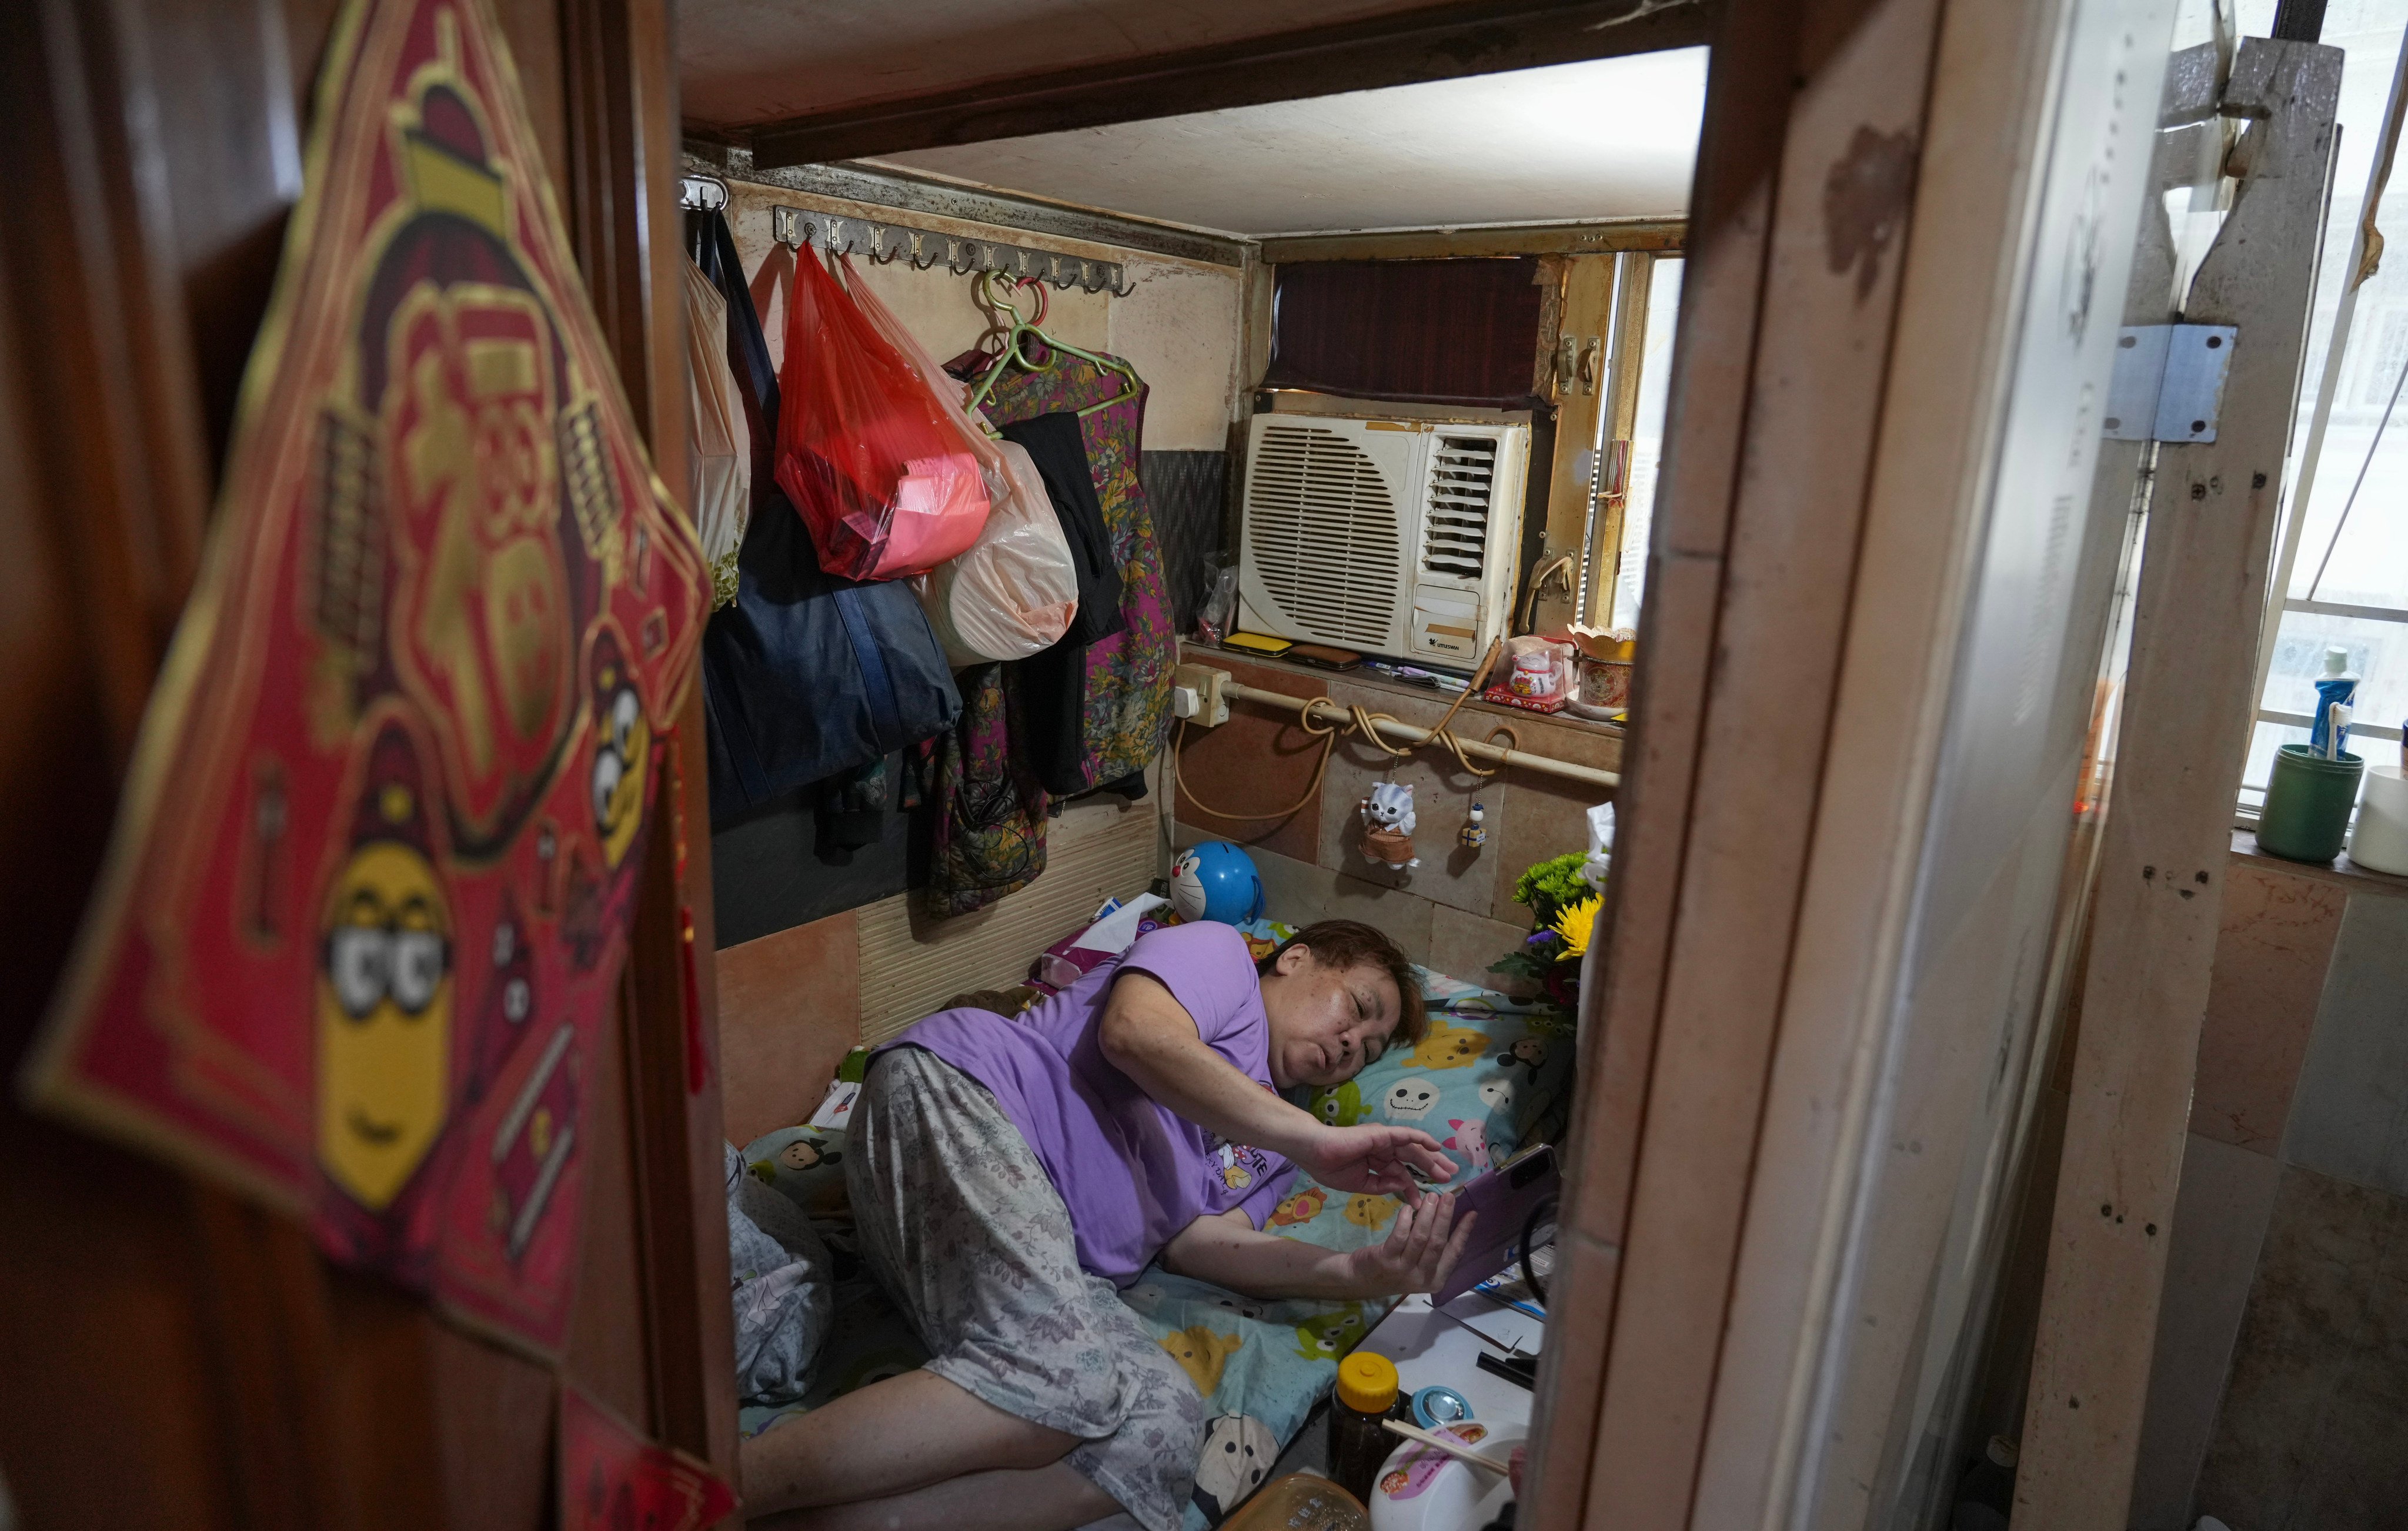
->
<box><xmin>1380</xmin><ymin>1418</ymin><xmax>1515</xmax><ymax>1475</ymax></box>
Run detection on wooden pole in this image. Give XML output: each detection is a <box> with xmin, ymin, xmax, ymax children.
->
<box><xmin>1215</xmin><ymin>679</ymin><xmax>1622</xmax><ymax>791</ymax></box>
<box><xmin>2013</xmin><ymin>37</ymin><xmax>2343</xmax><ymax>1528</ymax></box>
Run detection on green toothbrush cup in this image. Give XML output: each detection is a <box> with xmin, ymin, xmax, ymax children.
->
<box><xmin>2257</xmin><ymin>744</ymin><xmax>2366</xmax><ymax>864</ymax></box>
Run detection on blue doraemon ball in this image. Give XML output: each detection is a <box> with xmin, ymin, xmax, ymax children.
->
<box><xmin>1169</xmin><ymin>842</ymin><xmax>1265</xmax><ymax>925</ymax></box>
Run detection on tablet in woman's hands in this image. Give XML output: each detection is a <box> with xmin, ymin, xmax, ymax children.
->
<box><xmin>1429</xmin><ymin>1145</ymin><xmax>1558</xmax><ymax>1306</ymax></box>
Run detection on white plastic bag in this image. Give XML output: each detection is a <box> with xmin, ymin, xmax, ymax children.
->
<box><xmin>840</xmin><ymin>266</ymin><xmax>1081</xmax><ymax>663</ymax></box>
<box><xmin>918</xmin><ymin>436</ymin><xmax>1080</xmax><ymax>664</ymax></box>
<box><xmin>680</xmin><ymin>256</ymin><xmax>749</xmax><ymax>607</ymax></box>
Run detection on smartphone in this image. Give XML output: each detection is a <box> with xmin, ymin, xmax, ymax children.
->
<box><xmin>1430</xmin><ymin>1144</ymin><xmax>1559</xmax><ymax>1307</ymax></box>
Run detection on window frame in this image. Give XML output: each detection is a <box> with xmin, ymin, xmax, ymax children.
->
<box><xmin>2239</xmin><ymin>25</ymin><xmax>2408</xmax><ymax>825</ymax></box>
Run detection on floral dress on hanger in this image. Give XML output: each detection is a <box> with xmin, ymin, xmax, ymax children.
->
<box><xmin>921</xmin><ymin>343</ymin><xmax>1173</xmax><ymax>918</ymax></box>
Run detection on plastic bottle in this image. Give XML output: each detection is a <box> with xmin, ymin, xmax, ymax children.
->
<box><xmin>1329</xmin><ymin>1352</ymin><xmax>1402</xmax><ymax>1505</ymax></box>
<box><xmin>2309</xmin><ymin>646</ymin><xmax>2360</xmax><ymax>758</ymax></box>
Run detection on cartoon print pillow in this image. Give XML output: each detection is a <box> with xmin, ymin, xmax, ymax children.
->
<box><xmin>1305</xmin><ymin>1008</ymin><xmax>1568</xmax><ymax>1181</ymax></box>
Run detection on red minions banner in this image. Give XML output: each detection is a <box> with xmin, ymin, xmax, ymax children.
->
<box><xmin>559</xmin><ymin>1384</ymin><xmax>738</xmax><ymax>1531</ymax></box>
<box><xmin>23</xmin><ymin>0</ymin><xmax>707</xmax><ymax>1357</ymax></box>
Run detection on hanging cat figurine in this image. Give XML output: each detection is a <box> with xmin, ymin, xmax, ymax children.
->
<box><xmin>1360</xmin><ymin>780</ymin><xmax>1420</xmax><ymax>871</ymax></box>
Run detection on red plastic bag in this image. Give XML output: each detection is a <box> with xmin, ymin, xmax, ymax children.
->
<box><xmin>775</xmin><ymin>247</ymin><xmax>990</xmax><ymax>580</ymax></box>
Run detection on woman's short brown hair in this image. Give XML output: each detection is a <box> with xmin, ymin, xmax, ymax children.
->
<box><xmin>1255</xmin><ymin>920</ymin><xmax>1428</xmax><ymax>1047</ymax></box>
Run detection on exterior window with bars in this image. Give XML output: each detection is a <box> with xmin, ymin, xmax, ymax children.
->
<box><xmin>2235</xmin><ymin>212</ymin><xmax>2407</xmax><ymax>813</ymax></box>
<box><xmin>2242</xmin><ymin>15</ymin><xmax>2408</xmax><ymax>821</ymax></box>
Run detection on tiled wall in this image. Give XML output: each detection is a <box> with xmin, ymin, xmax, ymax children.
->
<box><xmin>1168</xmin><ymin>647</ymin><xmax>1624</xmax><ymax>991</ymax></box>
<box><xmin>2129</xmin><ymin>848</ymin><xmax>2408</xmax><ymax>1529</ymax></box>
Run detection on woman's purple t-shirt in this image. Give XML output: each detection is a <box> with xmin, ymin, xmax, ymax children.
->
<box><xmin>884</xmin><ymin>921</ymin><xmax>1295</xmax><ymax>1286</ymax></box>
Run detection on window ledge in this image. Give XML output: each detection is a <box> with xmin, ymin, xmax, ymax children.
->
<box><xmin>2229</xmin><ymin>828</ymin><xmax>2408</xmax><ymax>897</ymax></box>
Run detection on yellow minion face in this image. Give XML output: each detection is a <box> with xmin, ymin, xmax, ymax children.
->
<box><xmin>589</xmin><ymin>668</ymin><xmax>649</xmax><ymax>870</ymax></box>
<box><xmin>317</xmin><ymin>821</ymin><xmax>453</xmax><ymax>1211</ymax></box>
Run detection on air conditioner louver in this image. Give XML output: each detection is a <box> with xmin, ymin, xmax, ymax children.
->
<box><xmin>1244</xmin><ymin>425</ymin><xmax>1404</xmax><ymax>647</ymax></box>
<box><xmin>1421</xmin><ymin>436</ymin><xmax>1499</xmax><ymax>581</ymax></box>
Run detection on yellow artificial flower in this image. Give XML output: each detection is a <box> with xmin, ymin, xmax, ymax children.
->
<box><xmin>1550</xmin><ymin>895</ymin><xmax>1600</xmax><ymax>959</ymax></box>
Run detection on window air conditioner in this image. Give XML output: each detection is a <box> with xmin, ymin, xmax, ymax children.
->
<box><xmin>1235</xmin><ymin>414</ymin><xmax>1531</xmax><ymax>666</ymax></box>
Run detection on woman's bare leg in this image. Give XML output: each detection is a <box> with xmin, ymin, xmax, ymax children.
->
<box><xmin>751</xmin><ymin>1463</ymin><xmax>1120</xmax><ymax>1531</ymax></box>
<box><xmin>740</xmin><ymin>1369</ymin><xmax>1087</xmax><ymax>1516</ymax></box>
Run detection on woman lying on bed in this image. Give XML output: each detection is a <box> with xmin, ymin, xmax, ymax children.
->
<box><xmin>743</xmin><ymin>918</ymin><xmax>1474</xmax><ymax>1531</ymax></box>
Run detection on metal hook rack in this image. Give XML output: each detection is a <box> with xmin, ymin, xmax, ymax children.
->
<box><xmin>769</xmin><ymin>203</ymin><xmax>1136</xmax><ymax>297</ymax></box>
<box><xmin>676</xmin><ymin>173</ymin><xmax>730</xmax><ymax>212</ymax></box>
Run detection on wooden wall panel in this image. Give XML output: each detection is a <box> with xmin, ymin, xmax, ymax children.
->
<box><xmin>717</xmin><ymin>911</ymin><xmax>864</xmax><ymax>1148</ymax></box>
<box><xmin>566</xmin><ymin>997</ymin><xmax>659</xmax><ymax>1427</ymax></box>
<box><xmin>0</xmin><ymin>3</ymin><xmax>271</xmax><ymax>1525</ymax></box>
<box><xmin>0</xmin><ymin>0</ymin><xmax>736</xmax><ymax>1523</ymax></box>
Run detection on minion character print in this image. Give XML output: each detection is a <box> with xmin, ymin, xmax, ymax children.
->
<box><xmin>317</xmin><ymin>719</ymin><xmax>455</xmax><ymax>1212</ymax></box>
<box><xmin>585</xmin><ymin>624</ymin><xmax>650</xmax><ymax>872</ymax></box>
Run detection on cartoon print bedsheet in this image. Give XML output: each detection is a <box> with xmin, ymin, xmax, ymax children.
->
<box><xmin>734</xmin><ymin>918</ymin><xmax>1572</xmax><ymax>1529</ymax></box>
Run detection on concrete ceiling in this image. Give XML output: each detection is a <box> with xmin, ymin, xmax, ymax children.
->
<box><xmin>863</xmin><ymin>51</ymin><xmax>1708</xmax><ymax>238</ymax></box>
<box><xmin>679</xmin><ymin>0</ymin><xmax>1444</xmax><ymax>134</ymax></box>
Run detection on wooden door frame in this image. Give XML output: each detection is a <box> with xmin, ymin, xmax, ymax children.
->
<box><xmin>670</xmin><ymin>2</ymin><xmax>2212</xmax><ymax>1527</ymax></box>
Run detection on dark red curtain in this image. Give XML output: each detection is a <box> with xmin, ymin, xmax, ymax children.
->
<box><xmin>1263</xmin><ymin>258</ymin><xmax>1548</xmax><ymax>409</ymax></box>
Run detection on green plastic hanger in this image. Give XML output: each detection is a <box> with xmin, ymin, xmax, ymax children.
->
<box><xmin>960</xmin><ymin>270</ymin><xmax>1141</xmax><ymax>420</ymax></box>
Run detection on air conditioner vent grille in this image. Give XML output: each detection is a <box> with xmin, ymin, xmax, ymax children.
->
<box><xmin>1244</xmin><ymin>425</ymin><xmax>1402</xmax><ymax>647</ymax></box>
<box><xmin>1421</xmin><ymin>435</ymin><xmax>1500</xmax><ymax>581</ymax></box>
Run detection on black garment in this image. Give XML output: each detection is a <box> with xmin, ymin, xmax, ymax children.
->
<box><xmin>1000</xmin><ymin>412</ymin><xmax>1123</xmax><ymax>647</ymax></box>
<box><xmin>997</xmin><ymin>412</ymin><xmax>1127</xmax><ymax>797</ymax></box>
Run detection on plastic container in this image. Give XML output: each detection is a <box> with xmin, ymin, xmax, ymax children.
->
<box><xmin>1218</xmin><ymin>1473</ymin><xmax>1369</xmax><ymax>1531</ymax></box>
<box><xmin>2257</xmin><ymin>744</ymin><xmax>2364</xmax><ymax>864</ymax></box>
<box><xmin>2347</xmin><ymin>765</ymin><xmax>2408</xmax><ymax>875</ymax></box>
<box><xmin>1330</xmin><ymin>1352</ymin><xmax>1403</xmax><ymax>1504</ymax></box>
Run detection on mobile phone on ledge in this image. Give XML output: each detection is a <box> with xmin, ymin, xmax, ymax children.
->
<box><xmin>1430</xmin><ymin>1144</ymin><xmax>1559</xmax><ymax>1307</ymax></box>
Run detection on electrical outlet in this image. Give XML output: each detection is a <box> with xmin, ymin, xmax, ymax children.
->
<box><xmin>1171</xmin><ymin>663</ymin><xmax>1231</xmax><ymax>727</ymax></box>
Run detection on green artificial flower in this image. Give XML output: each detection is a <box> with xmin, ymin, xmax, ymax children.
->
<box><xmin>1511</xmin><ymin>851</ymin><xmax>1595</xmax><ymax>925</ymax></box>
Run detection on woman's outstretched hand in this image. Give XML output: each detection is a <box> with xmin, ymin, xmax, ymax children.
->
<box><xmin>1344</xmin><ymin>1186</ymin><xmax>1477</xmax><ymax>1297</ymax></box>
<box><xmin>1292</xmin><ymin>1121</ymin><xmax>1458</xmax><ymax>1194</ymax></box>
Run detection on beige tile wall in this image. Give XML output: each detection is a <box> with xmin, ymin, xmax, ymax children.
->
<box><xmin>1170</xmin><ymin>645</ymin><xmax>1622</xmax><ymax>987</ymax></box>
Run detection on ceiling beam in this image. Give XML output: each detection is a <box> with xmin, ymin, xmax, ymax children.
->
<box><xmin>742</xmin><ymin>0</ymin><xmax>1716</xmax><ymax>169</ymax></box>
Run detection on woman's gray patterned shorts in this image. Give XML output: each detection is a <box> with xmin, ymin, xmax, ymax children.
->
<box><xmin>846</xmin><ymin>1046</ymin><xmax>1204</xmax><ymax>1531</ymax></box>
